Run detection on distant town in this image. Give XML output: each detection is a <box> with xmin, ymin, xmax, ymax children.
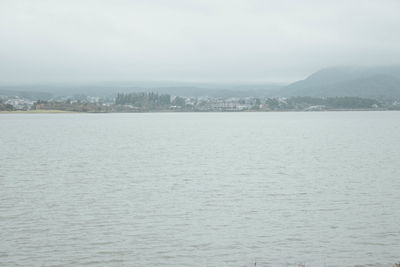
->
<box><xmin>2</xmin><ymin>65</ymin><xmax>400</xmax><ymax>113</ymax></box>
<box><xmin>1</xmin><ymin>91</ymin><xmax>400</xmax><ymax>112</ymax></box>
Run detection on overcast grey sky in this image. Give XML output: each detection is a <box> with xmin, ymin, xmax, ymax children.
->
<box><xmin>1</xmin><ymin>0</ymin><xmax>399</xmax><ymax>83</ymax></box>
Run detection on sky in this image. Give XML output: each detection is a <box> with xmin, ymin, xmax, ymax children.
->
<box><xmin>1</xmin><ymin>0</ymin><xmax>400</xmax><ymax>84</ymax></box>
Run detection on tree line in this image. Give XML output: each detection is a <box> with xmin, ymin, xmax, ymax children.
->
<box><xmin>115</xmin><ymin>92</ymin><xmax>187</xmax><ymax>110</ymax></box>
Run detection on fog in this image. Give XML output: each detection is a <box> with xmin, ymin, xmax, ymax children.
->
<box><xmin>1</xmin><ymin>0</ymin><xmax>399</xmax><ymax>83</ymax></box>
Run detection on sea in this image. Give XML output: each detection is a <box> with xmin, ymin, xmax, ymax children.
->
<box><xmin>1</xmin><ymin>112</ymin><xmax>400</xmax><ymax>266</ymax></box>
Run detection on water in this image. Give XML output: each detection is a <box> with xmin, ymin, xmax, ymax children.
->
<box><xmin>1</xmin><ymin>112</ymin><xmax>400</xmax><ymax>266</ymax></box>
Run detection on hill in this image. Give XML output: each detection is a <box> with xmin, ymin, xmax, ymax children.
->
<box><xmin>280</xmin><ymin>66</ymin><xmax>400</xmax><ymax>99</ymax></box>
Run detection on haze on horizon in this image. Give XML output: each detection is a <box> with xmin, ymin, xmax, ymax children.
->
<box><xmin>1</xmin><ymin>0</ymin><xmax>400</xmax><ymax>85</ymax></box>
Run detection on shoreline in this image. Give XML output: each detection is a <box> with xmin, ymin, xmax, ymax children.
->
<box><xmin>0</xmin><ymin>110</ymin><xmax>82</xmax><ymax>114</ymax></box>
<box><xmin>0</xmin><ymin>109</ymin><xmax>397</xmax><ymax>114</ymax></box>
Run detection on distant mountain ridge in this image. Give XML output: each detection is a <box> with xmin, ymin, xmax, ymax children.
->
<box><xmin>280</xmin><ymin>65</ymin><xmax>400</xmax><ymax>99</ymax></box>
<box><xmin>0</xmin><ymin>88</ymin><xmax>53</xmax><ymax>100</ymax></box>
<box><xmin>2</xmin><ymin>66</ymin><xmax>400</xmax><ymax>99</ymax></box>
<box><xmin>0</xmin><ymin>82</ymin><xmax>282</xmax><ymax>99</ymax></box>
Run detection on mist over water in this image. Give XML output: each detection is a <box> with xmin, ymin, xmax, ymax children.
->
<box><xmin>2</xmin><ymin>1</ymin><xmax>400</xmax><ymax>266</ymax></box>
<box><xmin>1</xmin><ymin>112</ymin><xmax>400</xmax><ymax>266</ymax></box>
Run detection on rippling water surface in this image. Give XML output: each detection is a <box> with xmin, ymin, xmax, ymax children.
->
<box><xmin>1</xmin><ymin>112</ymin><xmax>400</xmax><ymax>266</ymax></box>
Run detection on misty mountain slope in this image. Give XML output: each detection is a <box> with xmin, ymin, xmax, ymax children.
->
<box><xmin>281</xmin><ymin>66</ymin><xmax>400</xmax><ymax>98</ymax></box>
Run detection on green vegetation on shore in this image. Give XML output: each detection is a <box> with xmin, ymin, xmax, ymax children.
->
<box><xmin>2</xmin><ymin>92</ymin><xmax>400</xmax><ymax>113</ymax></box>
